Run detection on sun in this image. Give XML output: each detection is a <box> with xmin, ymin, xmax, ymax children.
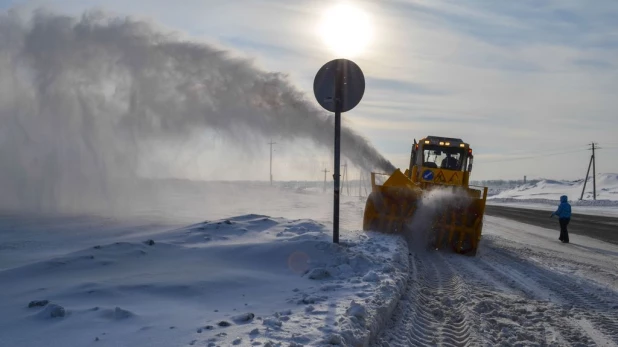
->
<box><xmin>318</xmin><ymin>3</ymin><xmax>373</xmax><ymax>58</ymax></box>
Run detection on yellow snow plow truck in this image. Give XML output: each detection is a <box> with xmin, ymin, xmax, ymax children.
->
<box><xmin>363</xmin><ymin>136</ymin><xmax>488</xmax><ymax>255</ymax></box>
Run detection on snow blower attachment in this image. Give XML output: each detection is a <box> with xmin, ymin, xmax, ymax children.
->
<box><xmin>363</xmin><ymin>136</ymin><xmax>488</xmax><ymax>255</ymax></box>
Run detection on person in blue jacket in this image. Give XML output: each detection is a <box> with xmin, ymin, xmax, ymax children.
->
<box><xmin>550</xmin><ymin>195</ymin><xmax>571</xmax><ymax>243</ymax></box>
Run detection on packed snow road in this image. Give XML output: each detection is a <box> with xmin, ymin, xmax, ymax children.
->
<box><xmin>375</xmin><ymin>216</ymin><xmax>618</xmax><ymax>347</ymax></box>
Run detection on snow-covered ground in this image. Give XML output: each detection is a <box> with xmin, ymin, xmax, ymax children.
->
<box><xmin>489</xmin><ymin>173</ymin><xmax>618</xmax><ymax>217</ymax></box>
<box><xmin>0</xmin><ymin>183</ymin><xmax>409</xmax><ymax>347</ymax></box>
<box><xmin>490</xmin><ymin>173</ymin><xmax>618</xmax><ymax>202</ymax></box>
<box><xmin>2</xmin><ymin>181</ymin><xmax>618</xmax><ymax>346</ymax></box>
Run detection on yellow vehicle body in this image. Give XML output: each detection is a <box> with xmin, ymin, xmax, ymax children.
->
<box><xmin>362</xmin><ymin>136</ymin><xmax>488</xmax><ymax>255</ymax></box>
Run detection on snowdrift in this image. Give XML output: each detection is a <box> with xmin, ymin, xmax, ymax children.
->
<box><xmin>489</xmin><ymin>173</ymin><xmax>618</xmax><ymax>206</ymax></box>
<box><xmin>0</xmin><ymin>214</ymin><xmax>408</xmax><ymax>347</ymax></box>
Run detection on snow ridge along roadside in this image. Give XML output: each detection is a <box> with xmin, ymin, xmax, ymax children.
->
<box><xmin>0</xmin><ymin>214</ymin><xmax>409</xmax><ymax>347</ymax></box>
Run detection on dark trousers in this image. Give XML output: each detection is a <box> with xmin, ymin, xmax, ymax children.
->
<box><xmin>559</xmin><ymin>218</ymin><xmax>570</xmax><ymax>243</ymax></box>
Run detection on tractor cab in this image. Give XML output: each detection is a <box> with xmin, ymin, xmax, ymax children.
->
<box><xmin>408</xmin><ymin>136</ymin><xmax>474</xmax><ymax>186</ymax></box>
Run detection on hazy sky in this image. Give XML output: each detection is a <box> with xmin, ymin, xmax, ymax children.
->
<box><xmin>5</xmin><ymin>0</ymin><xmax>618</xmax><ymax>180</ymax></box>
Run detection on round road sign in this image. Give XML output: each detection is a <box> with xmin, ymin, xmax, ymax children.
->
<box><xmin>313</xmin><ymin>58</ymin><xmax>365</xmax><ymax>113</ymax></box>
<box><xmin>422</xmin><ymin>170</ymin><xmax>434</xmax><ymax>181</ymax></box>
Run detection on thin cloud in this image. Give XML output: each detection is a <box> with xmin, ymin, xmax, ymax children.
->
<box><xmin>5</xmin><ymin>0</ymin><xmax>618</xmax><ymax>180</ymax></box>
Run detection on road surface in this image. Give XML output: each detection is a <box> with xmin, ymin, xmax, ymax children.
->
<box><xmin>375</xmin><ymin>211</ymin><xmax>618</xmax><ymax>346</ymax></box>
<box><xmin>485</xmin><ymin>205</ymin><xmax>618</xmax><ymax>245</ymax></box>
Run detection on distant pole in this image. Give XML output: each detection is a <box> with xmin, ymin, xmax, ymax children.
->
<box><xmin>361</xmin><ymin>171</ymin><xmax>368</xmax><ymax>197</ymax></box>
<box><xmin>580</xmin><ymin>154</ymin><xmax>593</xmax><ymax>200</ymax></box>
<box><xmin>358</xmin><ymin>170</ymin><xmax>362</xmax><ymax>197</ymax></box>
<box><xmin>592</xmin><ymin>142</ymin><xmax>596</xmax><ymax>200</ymax></box>
<box><xmin>342</xmin><ymin>161</ymin><xmax>349</xmax><ymax>196</ymax></box>
<box><xmin>322</xmin><ymin>168</ymin><xmax>329</xmax><ymax>192</ymax></box>
<box><xmin>341</xmin><ymin>162</ymin><xmax>345</xmax><ymax>194</ymax></box>
<box><xmin>345</xmin><ymin>168</ymin><xmax>347</xmax><ymax>195</ymax></box>
<box><xmin>268</xmin><ymin>140</ymin><xmax>276</xmax><ymax>185</ymax></box>
<box><xmin>580</xmin><ymin>142</ymin><xmax>600</xmax><ymax>200</ymax></box>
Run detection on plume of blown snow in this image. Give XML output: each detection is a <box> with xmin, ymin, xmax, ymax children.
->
<box><xmin>0</xmin><ymin>9</ymin><xmax>394</xmax><ymax>214</ymax></box>
<box><xmin>404</xmin><ymin>187</ymin><xmax>476</xmax><ymax>252</ymax></box>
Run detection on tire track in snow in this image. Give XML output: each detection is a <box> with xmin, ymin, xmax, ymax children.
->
<box><xmin>462</xmin><ymin>252</ymin><xmax>540</xmax><ymax>299</ymax></box>
<box><xmin>374</xmin><ymin>252</ymin><xmax>478</xmax><ymax>347</ymax></box>
<box><xmin>445</xmin><ymin>250</ymin><xmax>596</xmax><ymax>346</ymax></box>
<box><xmin>434</xmin><ymin>253</ymin><xmax>479</xmax><ymax>347</ymax></box>
<box><xmin>374</xmin><ymin>239</ymin><xmax>616</xmax><ymax>346</ymax></box>
<box><xmin>486</xmin><ymin>248</ymin><xmax>618</xmax><ymax>345</ymax></box>
<box><xmin>374</xmin><ymin>254</ymin><xmax>436</xmax><ymax>346</ymax></box>
<box><xmin>501</xmin><ymin>241</ymin><xmax>618</xmax><ymax>291</ymax></box>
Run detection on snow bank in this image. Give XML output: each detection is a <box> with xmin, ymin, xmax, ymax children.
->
<box><xmin>489</xmin><ymin>173</ymin><xmax>618</xmax><ymax>205</ymax></box>
<box><xmin>0</xmin><ymin>214</ymin><xmax>408</xmax><ymax>347</ymax></box>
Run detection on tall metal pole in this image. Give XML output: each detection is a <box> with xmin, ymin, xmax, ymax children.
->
<box><xmin>333</xmin><ymin>61</ymin><xmax>343</xmax><ymax>244</ymax></box>
<box><xmin>592</xmin><ymin>142</ymin><xmax>596</xmax><ymax>200</ymax></box>
<box><xmin>313</xmin><ymin>58</ymin><xmax>365</xmax><ymax>244</ymax></box>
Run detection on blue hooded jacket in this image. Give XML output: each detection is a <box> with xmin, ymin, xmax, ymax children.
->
<box><xmin>552</xmin><ymin>195</ymin><xmax>572</xmax><ymax>219</ymax></box>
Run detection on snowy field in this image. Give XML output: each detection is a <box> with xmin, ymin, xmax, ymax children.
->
<box><xmin>0</xmin><ymin>183</ymin><xmax>409</xmax><ymax>347</ymax></box>
<box><xmin>489</xmin><ymin>173</ymin><xmax>618</xmax><ymax>217</ymax></box>
<box><xmin>1</xmin><ymin>181</ymin><xmax>618</xmax><ymax>346</ymax></box>
<box><xmin>489</xmin><ymin>173</ymin><xmax>618</xmax><ymax>203</ymax></box>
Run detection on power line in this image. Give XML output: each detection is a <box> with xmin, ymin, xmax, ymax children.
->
<box><xmin>480</xmin><ymin>142</ymin><xmax>617</xmax><ymax>165</ymax></box>
<box><xmin>480</xmin><ymin>148</ymin><xmax>589</xmax><ymax>164</ymax></box>
<box><xmin>490</xmin><ymin>144</ymin><xmax>589</xmax><ymax>156</ymax></box>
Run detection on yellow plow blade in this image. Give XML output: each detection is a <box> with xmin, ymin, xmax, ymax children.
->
<box><xmin>362</xmin><ymin>170</ymin><xmax>488</xmax><ymax>256</ymax></box>
<box><xmin>362</xmin><ymin>170</ymin><xmax>423</xmax><ymax>234</ymax></box>
<box><xmin>430</xmin><ymin>191</ymin><xmax>487</xmax><ymax>256</ymax></box>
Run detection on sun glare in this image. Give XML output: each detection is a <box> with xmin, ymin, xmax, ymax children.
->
<box><xmin>318</xmin><ymin>3</ymin><xmax>373</xmax><ymax>58</ymax></box>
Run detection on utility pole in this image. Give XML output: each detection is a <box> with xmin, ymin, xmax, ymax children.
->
<box><xmin>268</xmin><ymin>140</ymin><xmax>276</xmax><ymax>186</ymax></box>
<box><xmin>341</xmin><ymin>161</ymin><xmax>349</xmax><ymax>196</ymax></box>
<box><xmin>580</xmin><ymin>153</ymin><xmax>593</xmax><ymax>200</ymax></box>
<box><xmin>322</xmin><ymin>168</ymin><xmax>329</xmax><ymax>192</ymax></box>
<box><xmin>592</xmin><ymin>142</ymin><xmax>598</xmax><ymax>200</ymax></box>
<box><xmin>358</xmin><ymin>170</ymin><xmax>368</xmax><ymax>199</ymax></box>
<box><xmin>580</xmin><ymin>142</ymin><xmax>600</xmax><ymax>200</ymax></box>
<box><xmin>358</xmin><ymin>170</ymin><xmax>362</xmax><ymax>198</ymax></box>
